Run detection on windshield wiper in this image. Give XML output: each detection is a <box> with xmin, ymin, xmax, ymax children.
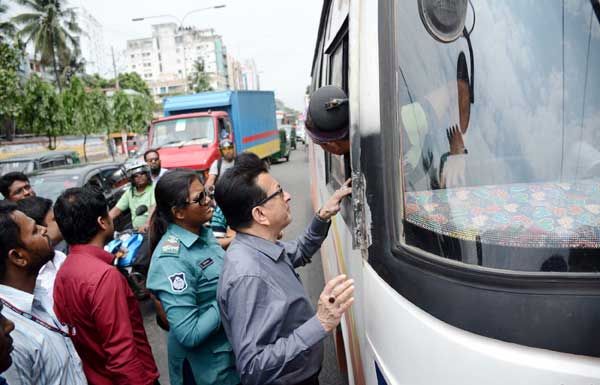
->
<box><xmin>178</xmin><ymin>137</ymin><xmax>208</xmax><ymax>148</ymax></box>
<box><xmin>157</xmin><ymin>140</ymin><xmax>184</xmax><ymax>149</ymax></box>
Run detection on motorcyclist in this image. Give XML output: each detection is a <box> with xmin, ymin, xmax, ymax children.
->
<box><xmin>109</xmin><ymin>160</ymin><xmax>156</xmax><ymax>299</ymax></box>
<box><xmin>109</xmin><ymin>160</ymin><xmax>156</xmax><ymax>233</ymax></box>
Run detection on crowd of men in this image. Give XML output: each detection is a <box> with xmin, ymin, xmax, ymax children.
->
<box><xmin>0</xmin><ymin>137</ymin><xmax>354</xmax><ymax>385</ymax></box>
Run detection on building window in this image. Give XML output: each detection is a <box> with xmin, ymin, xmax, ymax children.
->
<box><xmin>130</xmin><ymin>54</ymin><xmax>135</xmax><ymax>58</ymax></box>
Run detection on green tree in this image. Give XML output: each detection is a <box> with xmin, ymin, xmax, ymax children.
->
<box><xmin>12</xmin><ymin>0</ymin><xmax>81</xmax><ymax>91</ymax></box>
<box><xmin>19</xmin><ymin>74</ymin><xmax>65</xmax><ymax>149</ymax></box>
<box><xmin>118</xmin><ymin>72</ymin><xmax>151</xmax><ymax>96</ymax></box>
<box><xmin>83</xmin><ymin>73</ymin><xmax>112</xmax><ymax>89</ymax></box>
<box><xmin>60</xmin><ymin>48</ymin><xmax>86</xmax><ymax>86</ymax></box>
<box><xmin>0</xmin><ymin>1</ymin><xmax>16</xmax><ymax>42</ymax></box>
<box><xmin>131</xmin><ymin>94</ymin><xmax>153</xmax><ymax>133</ymax></box>
<box><xmin>190</xmin><ymin>59</ymin><xmax>213</xmax><ymax>93</ymax></box>
<box><xmin>62</xmin><ymin>75</ymin><xmax>87</xmax><ymax>133</ymax></box>
<box><xmin>0</xmin><ymin>42</ymin><xmax>22</xmax><ymax>140</ymax></box>
<box><xmin>63</xmin><ymin>76</ymin><xmax>107</xmax><ymax>161</ymax></box>
<box><xmin>112</xmin><ymin>89</ymin><xmax>134</xmax><ymax>133</ymax></box>
<box><xmin>87</xmin><ymin>86</ymin><xmax>113</xmax><ymax>159</ymax></box>
<box><xmin>88</xmin><ymin>87</ymin><xmax>112</xmax><ymax>132</ymax></box>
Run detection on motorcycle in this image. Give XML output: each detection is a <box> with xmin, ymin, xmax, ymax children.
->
<box><xmin>105</xmin><ymin>205</ymin><xmax>150</xmax><ymax>300</ymax></box>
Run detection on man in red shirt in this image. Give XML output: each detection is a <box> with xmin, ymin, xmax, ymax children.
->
<box><xmin>53</xmin><ymin>186</ymin><xmax>160</xmax><ymax>385</ymax></box>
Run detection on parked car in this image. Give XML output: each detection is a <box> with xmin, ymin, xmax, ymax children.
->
<box><xmin>0</xmin><ymin>150</ymin><xmax>80</xmax><ymax>175</ymax></box>
<box><xmin>28</xmin><ymin>162</ymin><xmax>132</xmax><ymax>231</ymax></box>
<box><xmin>271</xmin><ymin>128</ymin><xmax>291</xmax><ymax>162</ymax></box>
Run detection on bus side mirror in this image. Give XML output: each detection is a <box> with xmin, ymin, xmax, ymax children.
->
<box><xmin>308</xmin><ymin>85</ymin><xmax>349</xmax><ymax>134</ymax></box>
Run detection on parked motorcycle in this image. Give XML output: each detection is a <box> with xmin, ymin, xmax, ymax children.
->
<box><xmin>105</xmin><ymin>228</ymin><xmax>148</xmax><ymax>299</ymax></box>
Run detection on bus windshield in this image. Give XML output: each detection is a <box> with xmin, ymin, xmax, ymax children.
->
<box><xmin>394</xmin><ymin>1</ymin><xmax>600</xmax><ymax>272</ymax></box>
<box><xmin>152</xmin><ymin>117</ymin><xmax>215</xmax><ymax>148</ymax></box>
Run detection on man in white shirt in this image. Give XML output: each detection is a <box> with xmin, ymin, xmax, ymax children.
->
<box><xmin>0</xmin><ymin>201</ymin><xmax>87</xmax><ymax>385</ymax></box>
<box><xmin>205</xmin><ymin>139</ymin><xmax>235</xmax><ymax>189</ymax></box>
<box><xmin>144</xmin><ymin>149</ymin><xmax>167</xmax><ymax>183</ymax></box>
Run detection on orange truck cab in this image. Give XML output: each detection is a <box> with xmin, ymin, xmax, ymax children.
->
<box><xmin>149</xmin><ymin>91</ymin><xmax>280</xmax><ymax>176</ymax></box>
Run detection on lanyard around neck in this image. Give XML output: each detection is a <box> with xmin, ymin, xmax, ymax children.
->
<box><xmin>0</xmin><ymin>297</ymin><xmax>75</xmax><ymax>338</ymax></box>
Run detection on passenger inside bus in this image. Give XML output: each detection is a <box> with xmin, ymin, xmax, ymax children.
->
<box><xmin>305</xmin><ymin>86</ymin><xmax>350</xmax><ymax>156</ymax></box>
<box><xmin>400</xmin><ymin>51</ymin><xmax>472</xmax><ymax>191</ymax></box>
<box><xmin>439</xmin><ymin>52</ymin><xmax>471</xmax><ymax>189</ymax></box>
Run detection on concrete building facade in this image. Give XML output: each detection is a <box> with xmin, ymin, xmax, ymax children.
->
<box><xmin>75</xmin><ymin>6</ymin><xmax>109</xmax><ymax>77</ymax></box>
<box><xmin>126</xmin><ymin>23</ymin><xmax>230</xmax><ymax>101</ymax></box>
<box><xmin>241</xmin><ymin>59</ymin><xmax>261</xmax><ymax>91</ymax></box>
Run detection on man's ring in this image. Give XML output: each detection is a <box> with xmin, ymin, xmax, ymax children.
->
<box><xmin>328</xmin><ymin>296</ymin><xmax>335</xmax><ymax>304</ymax></box>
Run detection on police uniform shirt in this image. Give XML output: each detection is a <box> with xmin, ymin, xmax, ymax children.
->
<box><xmin>146</xmin><ymin>224</ymin><xmax>239</xmax><ymax>385</ymax></box>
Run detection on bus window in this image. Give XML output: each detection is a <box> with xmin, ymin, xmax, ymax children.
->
<box><xmin>325</xmin><ymin>0</ymin><xmax>349</xmax><ymax>44</ymax></box>
<box><xmin>323</xmin><ymin>28</ymin><xmax>350</xmax><ymax>189</ymax></box>
<box><xmin>392</xmin><ymin>0</ymin><xmax>600</xmax><ymax>272</ymax></box>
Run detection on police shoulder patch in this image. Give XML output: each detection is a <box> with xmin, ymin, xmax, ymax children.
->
<box><xmin>168</xmin><ymin>272</ymin><xmax>188</xmax><ymax>292</ymax></box>
<box><xmin>161</xmin><ymin>235</ymin><xmax>180</xmax><ymax>255</ymax></box>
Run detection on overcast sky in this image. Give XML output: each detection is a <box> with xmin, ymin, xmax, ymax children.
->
<box><xmin>69</xmin><ymin>0</ymin><xmax>323</xmax><ymax>111</ymax></box>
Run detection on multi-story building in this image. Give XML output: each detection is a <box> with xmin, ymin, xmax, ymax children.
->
<box><xmin>227</xmin><ymin>55</ymin><xmax>244</xmax><ymax>91</ymax></box>
<box><xmin>227</xmin><ymin>56</ymin><xmax>261</xmax><ymax>91</ymax></box>
<box><xmin>126</xmin><ymin>23</ymin><xmax>230</xmax><ymax>101</ymax></box>
<box><xmin>241</xmin><ymin>59</ymin><xmax>260</xmax><ymax>91</ymax></box>
<box><xmin>74</xmin><ymin>6</ymin><xmax>109</xmax><ymax>77</ymax></box>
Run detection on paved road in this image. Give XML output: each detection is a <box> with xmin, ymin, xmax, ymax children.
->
<box><xmin>142</xmin><ymin>148</ymin><xmax>348</xmax><ymax>385</ymax></box>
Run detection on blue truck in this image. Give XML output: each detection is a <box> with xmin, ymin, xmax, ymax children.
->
<box><xmin>149</xmin><ymin>90</ymin><xmax>280</xmax><ymax>173</ymax></box>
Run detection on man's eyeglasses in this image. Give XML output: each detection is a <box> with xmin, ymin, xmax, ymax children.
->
<box><xmin>146</xmin><ymin>157</ymin><xmax>160</xmax><ymax>163</ymax></box>
<box><xmin>254</xmin><ymin>186</ymin><xmax>284</xmax><ymax>207</ymax></box>
<box><xmin>132</xmin><ymin>172</ymin><xmax>146</xmax><ymax>178</ymax></box>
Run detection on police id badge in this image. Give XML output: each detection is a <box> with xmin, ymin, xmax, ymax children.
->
<box><xmin>168</xmin><ymin>272</ymin><xmax>188</xmax><ymax>292</ymax></box>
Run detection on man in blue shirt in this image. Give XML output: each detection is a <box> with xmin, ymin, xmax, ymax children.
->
<box><xmin>215</xmin><ymin>153</ymin><xmax>354</xmax><ymax>385</ymax></box>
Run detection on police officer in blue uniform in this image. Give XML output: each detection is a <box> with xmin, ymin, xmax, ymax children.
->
<box><xmin>147</xmin><ymin>169</ymin><xmax>239</xmax><ymax>385</ymax></box>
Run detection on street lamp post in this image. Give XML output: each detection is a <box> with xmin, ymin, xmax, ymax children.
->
<box><xmin>132</xmin><ymin>5</ymin><xmax>226</xmax><ymax>93</ymax></box>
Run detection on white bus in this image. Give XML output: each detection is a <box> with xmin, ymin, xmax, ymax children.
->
<box><xmin>307</xmin><ymin>1</ymin><xmax>600</xmax><ymax>384</ymax></box>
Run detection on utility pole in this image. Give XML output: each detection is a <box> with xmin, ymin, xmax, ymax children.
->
<box><xmin>111</xmin><ymin>46</ymin><xmax>120</xmax><ymax>89</ymax></box>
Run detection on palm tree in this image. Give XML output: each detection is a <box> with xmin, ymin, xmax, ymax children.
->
<box><xmin>190</xmin><ymin>59</ymin><xmax>213</xmax><ymax>93</ymax></box>
<box><xmin>11</xmin><ymin>0</ymin><xmax>81</xmax><ymax>91</ymax></box>
<box><xmin>0</xmin><ymin>1</ymin><xmax>16</xmax><ymax>42</ymax></box>
<box><xmin>60</xmin><ymin>46</ymin><xmax>86</xmax><ymax>85</ymax></box>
